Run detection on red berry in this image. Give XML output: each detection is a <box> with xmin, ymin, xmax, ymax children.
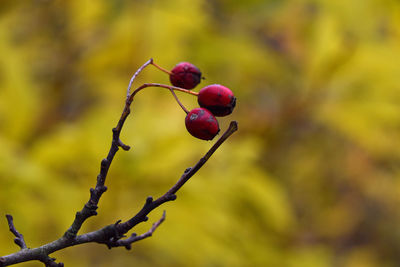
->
<box><xmin>197</xmin><ymin>84</ymin><xmax>236</xmax><ymax>117</ymax></box>
<box><xmin>185</xmin><ymin>108</ymin><xmax>220</xmax><ymax>140</ymax></box>
<box><xmin>170</xmin><ymin>62</ymin><xmax>202</xmax><ymax>89</ymax></box>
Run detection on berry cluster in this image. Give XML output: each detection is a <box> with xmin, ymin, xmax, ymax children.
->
<box><xmin>169</xmin><ymin>62</ymin><xmax>236</xmax><ymax>141</ymax></box>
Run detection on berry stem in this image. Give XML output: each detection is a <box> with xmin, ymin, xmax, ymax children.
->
<box><xmin>130</xmin><ymin>83</ymin><xmax>198</xmax><ymax>99</ymax></box>
<box><xmin>169</xmin><ymin>88</ymin><xmax>189</xmax><ymax>114</ymax></box>
<box><xmin>129</xmin><ymin>83</ymin><xmax>196</xmax><ymax>114</ymax></box>
<box><xmin>125</xmin><ymin>59</ymin><xmax>198</xmax><ymax>103</ymax></box>
<box><xmin>151</xmin><ymin>62</ymin><xmax>174</xmax><ymax>76</ymax></box>
<box><xmin>126</xmin><ymin>58</ymin><xmax>154</xmax><ymax>99</ymax></box>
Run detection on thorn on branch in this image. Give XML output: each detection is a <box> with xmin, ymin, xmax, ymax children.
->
<box><xmin>5</xmin><ymin>214</ymin><xmax>27</xmax><ymax>250</ymax></box>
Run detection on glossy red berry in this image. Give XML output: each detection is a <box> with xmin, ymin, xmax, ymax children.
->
<box><xmin>197</xmin><ymin>84</ymin><xmax>236</xmax><ymax>117</ymax></box>
<box><xmin>170</xmin><ymin>62</ymin><xmax>202</xmax><ymax>89</ymax></box>
<box><xmin>185</xmin><ymin>108</ymin><xmax>220</xmax><ymax>140</ymax></box>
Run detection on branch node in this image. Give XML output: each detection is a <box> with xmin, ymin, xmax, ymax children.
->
<box><xmin>184</xmin><ymin>167</ymin><xmax>192</xmax><ymax>173</ymax></box>
<box><xmin>230</xmin><ymin>120</ymin><xmax>238</xmax><ymax>131</ymax></box>
<box><xmin>101</xmin><ymin>159</ymin><xmax>109</xmax><ymax>168</ymax></box>
<box><xmin>144</xmin><ymin>196</ymin><xmax>153</xmax><ymax>206</ymax></box>
<box><xmin>100</xmin><ymin>186</ymin><xmax>108</xmax><ymax>193</ymax></box>
<box><xmin>83</xmin><ymin>202</ymin><xmax>98</xmax><ymax>216</ymax></box>
<box><xmin>118</xmin><ymin>139</ymin><xmax>131</xmax><ymax>151</ymax></box>
<box><xmin>90</xmin><ymin>188</ymin><xmax>96</xmax><ymax>194</ymax></box>
<box><xmin>90</xmin><ymin>210</ymin><xmax>98</xmax><ymax>216</ymax></box>
<box><xmin>168</xmin><ymin>194</ymin><xmax>177</xmax><ymax>201</ymax></box>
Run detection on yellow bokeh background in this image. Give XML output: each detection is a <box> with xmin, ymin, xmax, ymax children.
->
<box><xmin>1</xmin><ymin>0</ymin><xmax>400</xmax><ymax>266</ymax></box>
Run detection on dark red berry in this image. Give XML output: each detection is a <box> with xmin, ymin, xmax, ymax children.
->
<box><xmin>170</xmin><ymin>62</ymin><xmax>202</xmax><ymax>89</ymax></box>
<box><xmin>185</xmin><ymin>108</ymin><xmax>220</xmax><ymax>140</ymax></box>
<box><xmin>197</xmin><ymin>84</ymin><xmax>236</xmax><ymax>117</ymax></box>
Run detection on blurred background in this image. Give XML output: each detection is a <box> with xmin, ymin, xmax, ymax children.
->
<box><xmin>0</xmin><ymin>0</ymin><xmax>400</xmax><ymax>266</ymax></box>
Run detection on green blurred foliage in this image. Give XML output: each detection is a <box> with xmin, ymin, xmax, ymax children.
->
<box><xmin>0</xmin><ymin>0</ymin><xmax>400</xmax><ymax>266</ymax></box>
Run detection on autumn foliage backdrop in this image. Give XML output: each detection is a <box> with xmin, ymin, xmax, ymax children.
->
<box><xmin>1</xmin><ymin>0</ymin><xmax>400</xmax><ymax>266</ymax></box>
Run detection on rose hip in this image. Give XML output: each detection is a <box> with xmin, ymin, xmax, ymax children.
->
<box><xmin>197</xmin><ymin>84</ymin><xmax>236</xmax><ymax>117</ymax></box>
<box><xmin>185</xmin><ymin>108</ymin><xmax>220</xmax><ymax>140</ymax></box>
<box><xmin>170</xmin><ymin>62</ymin><xmax>202</xmax><ymax>89</ymax></box>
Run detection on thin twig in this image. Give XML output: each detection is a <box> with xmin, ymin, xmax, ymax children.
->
<box><xmin>126</xmin><ymin>58</ymin><xmax>153</xmax><ymax>98</ymax></box>
<box><xmin>129</xmin><ymin>83</ymin><xmax>199</xmax><ymax>101</ymax></box>
<box><xmin>63</xmin><ymin>62</ymin><xmax>167</xmax><ymax>239</ymax></box>
<box><xmin>0</xmin><ymin>121</ymin><xmax>237</xmax><ymax>266</ymax></box>
<box><xmin>115</xmin><ymin>121</ymin><xmax>238</xmax><ymax>234</ymax></box>
<box><xmin>5</xmin><ymin>215</ymin><xmax>27</xmax><ymax>250</ymax></box>
<box><xmin>169</xmin><ymin>88</ymin><xmax>189</xmax><ymax>114</ymax></box>
<box><xmin>104</xmin><ymin>211</ymin><xmax>166</xmax><ymax>250</ymax></box>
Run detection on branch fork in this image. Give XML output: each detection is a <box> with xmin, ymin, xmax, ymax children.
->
<box><xmin>0</xmin><ymin>59</ymin><xmax>238</xmax><ymax>266</ymax></box>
